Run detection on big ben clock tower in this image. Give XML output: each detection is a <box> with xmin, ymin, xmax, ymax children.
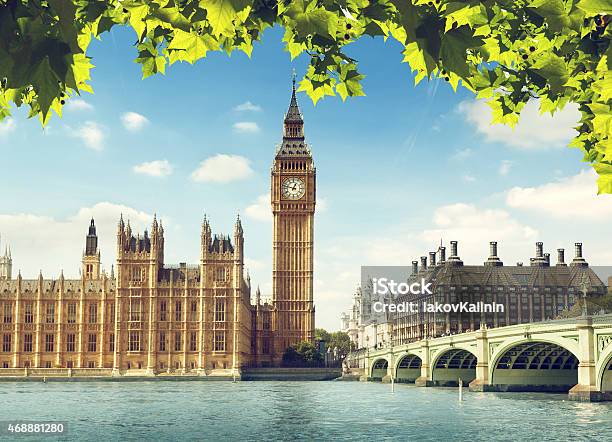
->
<box><xmin>271</xmin><ymin>76</ymin><xmax>316</xmax><ymax>358</ymax></box>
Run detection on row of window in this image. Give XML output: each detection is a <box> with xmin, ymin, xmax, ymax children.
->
<box><xmin>1</xmin><ymin>333</ymin><xmax>110</xmax><ymax>353</ymax></box>
<box><xmin>1</xmin><ymin>331</ymin><xmax>226</xmax><ymax>353</ymax></box>
<box><xmin>0</xmin><ymin>299</ymin><xmax>228</xmax><ymax>324</ymax></box>
<box><xmin>0</xmin><ymin>302</ymin><xmax>108</xmax><ymax>325</ymax></box>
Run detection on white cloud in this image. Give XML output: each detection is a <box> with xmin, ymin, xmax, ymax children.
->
<box><xmin>506</xmin><ymin>169</ymin><xmax>612</xmax><ymax>220</ymax></box>
<box><xmin>70</xmin><ymin>121</ymin><xmax>104</xmax><ymax>151</ymax></box>
<box><xmin>191</xmin><ymin>154</ymin><xmax>253</xmax><ymax>183</ymax></box>
<box><xmin>0</xmin><ymin>202</ymin><xmax>153</xmax><ymax>278</ymax></box>
<box><xmin>233</xmin><ymin>121</ymin><xmax>260</xmax><ymax>133</ymax></box>
<box><xmin>458</xmin><ymin>99</ymin><xmax>581</xmax><ymax>149</ymax></box>
<box><xmin>317</xmin><ymin>197</ymin><xmax>328</xmax><ymax>213</ymax></box>
<box><xmin>133</xmin><ymin>160</ymin><xmax>173</xmax><ymax>177</ymax></box>
<box><xmin>234</xmin><ymin>101</ymin><xmax>262</xmax><ymax>112</ymax></box>
<box><xmin>462</xmin><ymin>174</ymin><xmax>476</xmax><ymax>182</ymax></box>
<box><xmin>245</xmin><ymin>194</ymin><xmax>271</xmax><ymax>222</ymax></box>
<box><xmin>121</xmin><ymin>112</ymin><xmax>149</xmax><ymax>131</ymax></box>
<box><xmin>451</xmin><ymin>147</ymin><xmax>473</xmax><ymax>160</ymax></box>
<box><xmin>499</xmin><ymin>160</ymin><xmax>513</xmax><ymax>176</ymax></box>
<box><xmin>65</xmin><ymin>99</ymin><xmax>93</xmax><ymax>111</ymax></box>
<box><xmin>0</xmin><ymin>118</ymin><xmax>16</xmax><ymax>136</ymax></box>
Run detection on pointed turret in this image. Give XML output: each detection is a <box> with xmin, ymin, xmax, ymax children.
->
<box><xmin>83</xmin><ymin>218</ymin><xmax>101</xmax><ymax>280</ymax></box>
<box><xmin>234</xmin><ymin>213</ymin><xmax>243</xmax><ymax>237</ymax></box>
<box><xmin>0</xmin><ymin>233</ymin><xmax>13</xmax><ymax>280</ymax></box>
<box><xmin>85</xmin><ymin>218</ymin><xmax>98</xmax><ymax>256</ymax></box>
<box><xmin>278</xmin><ymin>73</ymin><xmax>310</xmax><ymax>156</ymax></box>
<box><xmin>285</xmin><ymin>72</ymin><xmax>303</xmax><ymax>124</ymax></box>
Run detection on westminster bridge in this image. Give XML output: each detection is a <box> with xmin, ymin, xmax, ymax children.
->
<box><xmin>348</xmin><ymin>315</ymin><xmax>612</xmax><ymax>401</ymax></box>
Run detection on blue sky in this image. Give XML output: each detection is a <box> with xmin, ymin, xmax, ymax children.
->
<box><xmin>1</xmin><ymin>26</ymin><xmax>611</xmax><ymax>330</ymax></box>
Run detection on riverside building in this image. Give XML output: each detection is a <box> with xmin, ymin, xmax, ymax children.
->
<box><xmin>343</xmin><ymin>241</ymin><xmax>607</xmax><ymax>349</ymax></box>
<box><xmin>0</xmin><ymin>81</ymin><xmax>316</xmax><ymax>375</ymax></box>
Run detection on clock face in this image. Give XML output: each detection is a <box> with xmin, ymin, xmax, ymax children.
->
<box><xmin>282</xmin><ymin>177</ymin><xmax>306</xmax><ymax>200</ymax></box>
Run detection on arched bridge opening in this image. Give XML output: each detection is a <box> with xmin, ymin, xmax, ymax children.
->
<box><xmin>371</xmin><ymin>359</ymin><xmax>388</xmax><ymax>381</ymax></box>
<box><xmin>396</xmin><ymin>354</ymin><xmax>422</xmax><ymax>383</ymax></box>
<box><xmin>432</xmin><ymin>349</ymin><xmax>476</xmax><ymax>387</ymax></box>
<box><xmin>492</xmin><ymin>341</ymin><xmax>578</xmax><ymax>392</ymax></box>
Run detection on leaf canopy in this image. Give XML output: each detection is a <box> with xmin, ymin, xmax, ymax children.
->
<box><xmin>0</xmin><ymin>0</ymin><xmax>610</xmax><ymax>192</ymax></box>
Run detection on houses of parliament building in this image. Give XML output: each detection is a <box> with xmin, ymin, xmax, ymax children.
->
<box><xmin>0</xmin><ymin>81</ymin><xmax>316</xmax><ymax>376</ymax></box>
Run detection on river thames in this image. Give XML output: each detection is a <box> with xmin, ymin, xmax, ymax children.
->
<box><xmin>1</xmin><ymin>381</ymin><xmax>611</xmax><ymax>441</ymax></box>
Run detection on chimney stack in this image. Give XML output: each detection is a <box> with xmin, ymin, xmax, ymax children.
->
<box><xmin>439</xmin><ymin>246</ymin><xmax>446</xmax><ymax>263</ymax></box>
<box><xmin>531</xmin><ymin>242</ymin><xmax>547</xmax><ymax>266</ymax></box>
<box><xmin>447</xmin><ymin>241</ymin><xmax>463</xmax><ymax>266</ymax></box>
<box><xmin>557</xmin><ymin>248</ymin><xmax>566</xmax><ymax>266</ymax></box>
<box><xmin>412</xmin><ymin>260</ymin><xmax>418</xmax><ymax>275</ymax></box>
<box><xmin>544</xmin><ymin>253</ymin><xmax>550</xmax><ymax>266</ymax></box>
<box><xmin>575</xmin><ymin>242</ymin><xmax>583</xmax><ymax>258</ymax></box>
<box><xmin>571</xmin><ymin>242</ymin><xmax>588</xmax><ymax>267</ymax></box>
<box><xmin>429</xmin><ymin>252</ymin><xmax>436</xmax><ymax>267</ymax></box>
<box><xmin>420</xmin><ymin>256</ymin><xmax>428</xmax><ymax>270</ymax></box>
<box><xmin>485</xmin><ymin>241</ymin><xmax>503</xmax><ymax>266</ymax></box>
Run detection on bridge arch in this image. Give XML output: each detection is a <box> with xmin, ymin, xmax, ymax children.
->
<box><xmin>490</xmin><ymin>340</ymin><xmax>579</xmax><ymax>392</ymax></box>
<box><xmin>370</xmin><ymin>358</ymin><xmax>388</xmax><ymax>380</ymax></box>
<box><xmin>596</xmin><ymin>343</ymin><xmax>612</xmax><ymax>393</ymax></box>
<box><xmin>431</xmin><ymin>347</ymin><xmax>477</xmax><ymax>386</ymax></box>
<box><xmin>395</xmin><ymin>353</ymin><xmax>422</xmax><ymax>383</ymax></box>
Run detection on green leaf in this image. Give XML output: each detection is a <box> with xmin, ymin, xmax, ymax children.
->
<box><xmin>576</xmin><ymin>0</ymin><xmax>612</xmax><ymax>15</ymax></box>
<box><xmin>440</xmin><ymin>29</ymin><xmax>482</xmax><ymax>79</ymax></box>
<box><xmin>593</xmin><ymin>74</ymin><xmax>612</xmax><ymax>102</ymax></box>
<box><xmin>201</xmin><ymin>0</ymin><xmax>252</xmax><ymax>37</ymax></box>
<box><xmin>527</xmin><ymin>0</ymin><xmax>570</xmax><ymax>33</ymax></box>
<box><xmin>532</xmin><ymin>53</ymin><xmax>568</xmax><ymax>95</ymax></box>
<box><xmin>167</xmin><ymin>30</ymin><xmax>219</xmax><ymax>64</ymax></box>
<box><xmin>294</xmin><ymin>9</ymin><xmax>338</xmax><ymax>39</ymax></box>
<box><xmin>444</xmin><ymin>4</ymin><xmax>486</xmax><ymax>32</ymax></box>
<box><xmin>594</xmin><ymin>162</ymin><xmax>612</xmax><ymax>194</ymax></box>
<box><xmin>48</xmin><ymin>0</ymin><xmax>81</xmax><ymax>53</ymax></box>
<box><xmin>31</xmin><ymin>57</ymin><xmax>61</xmax><ymax>122</ymax></box>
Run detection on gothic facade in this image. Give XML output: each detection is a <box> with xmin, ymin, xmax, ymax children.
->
<box><xmin>0</xmin><ymin>83</ymin><xmax>316</xmax><ymax>374</ymax></box>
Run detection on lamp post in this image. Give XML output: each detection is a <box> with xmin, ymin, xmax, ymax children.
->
<box><xmin>366</xmin><ymin>335</ymin><xmax>370</xmax><ymax>379</ymax></box>
<box><xmin>580</xmin><ymin>276</ymin><xmax>589</xmax><ymax>317</ymax></box>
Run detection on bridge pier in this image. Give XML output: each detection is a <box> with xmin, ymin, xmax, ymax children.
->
<box><xmin>415</xmin><ymin>340</ymin><xmax>433</xmax><ymax>387</ymax></box>
<box><xmin>569</xmin><ymin>318</ymin><xmax>608</xmax><ymax>402</ymax></box>
<box><xmin>381</xmin><ymin>351</ymin><xmax>395</xmax><ymax>383</ymax></box>
<box><xmin>469</xmin><ymin>328</ymin><xmax>490</xmax><ymax>392</ymax></box>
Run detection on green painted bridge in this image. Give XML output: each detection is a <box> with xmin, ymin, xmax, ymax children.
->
<box><xmin>356</xmin><ymin>315</ymin><xmax>612</xmax><ymax>401</ymax></box>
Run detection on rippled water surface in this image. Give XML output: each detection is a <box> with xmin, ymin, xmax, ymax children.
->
<box><xmin>0</xmin><ymin>381</ymin><xmax>611</xmax><ymax>441</ymax></box>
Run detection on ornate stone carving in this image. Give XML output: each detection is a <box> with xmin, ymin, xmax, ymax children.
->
<box><xmin>598</xmin><ymin>335</ymin><xmax>612</xmax><ymax>353</ymax></box>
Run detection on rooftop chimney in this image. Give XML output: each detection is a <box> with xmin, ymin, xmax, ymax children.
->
<box><xmin>557</xmin><ymin>248</ymin><xmax>566</xmax><ymax>266</ymax></box>
<box><xmin>420</xmin><ymin>256</ymin><xmax>428</xmax><ymax>270</ymax></box>
<box><xmin>571</xmin><ymin>242</ymin><xmax>588</xmax><ymax>267</ymax></box>
<box><xmin>485</xmin><ymin>241</ymin><xmax>503</xmax><ymax>267</ymax></box>
<box><xmin>447</xmin><ymin>241</ymin><xmax>463</xmax><ymax>266</ymax></box>
<box><xmin>429</xmin><ymin>252</ymin><xmax>436</xmax><ymax>267</ymax></box>
<box><xmin>439</xmin><ymin>246</ymin><xmax>446</xmax><ymax>263</ymax></box>
<box><xmin>544</xmin><ymin>253</ymin><xmax>550</xmax><ymax>266</ymax></box>
<box><xmin>412</xmin><ymin>260</ymin><xmax>418</xmax><ymax>275</ymax></box>
<box><xmin>531</xmin><ymin>242</ymin><xmax>547</xmax><ymax>267</ymax></box>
